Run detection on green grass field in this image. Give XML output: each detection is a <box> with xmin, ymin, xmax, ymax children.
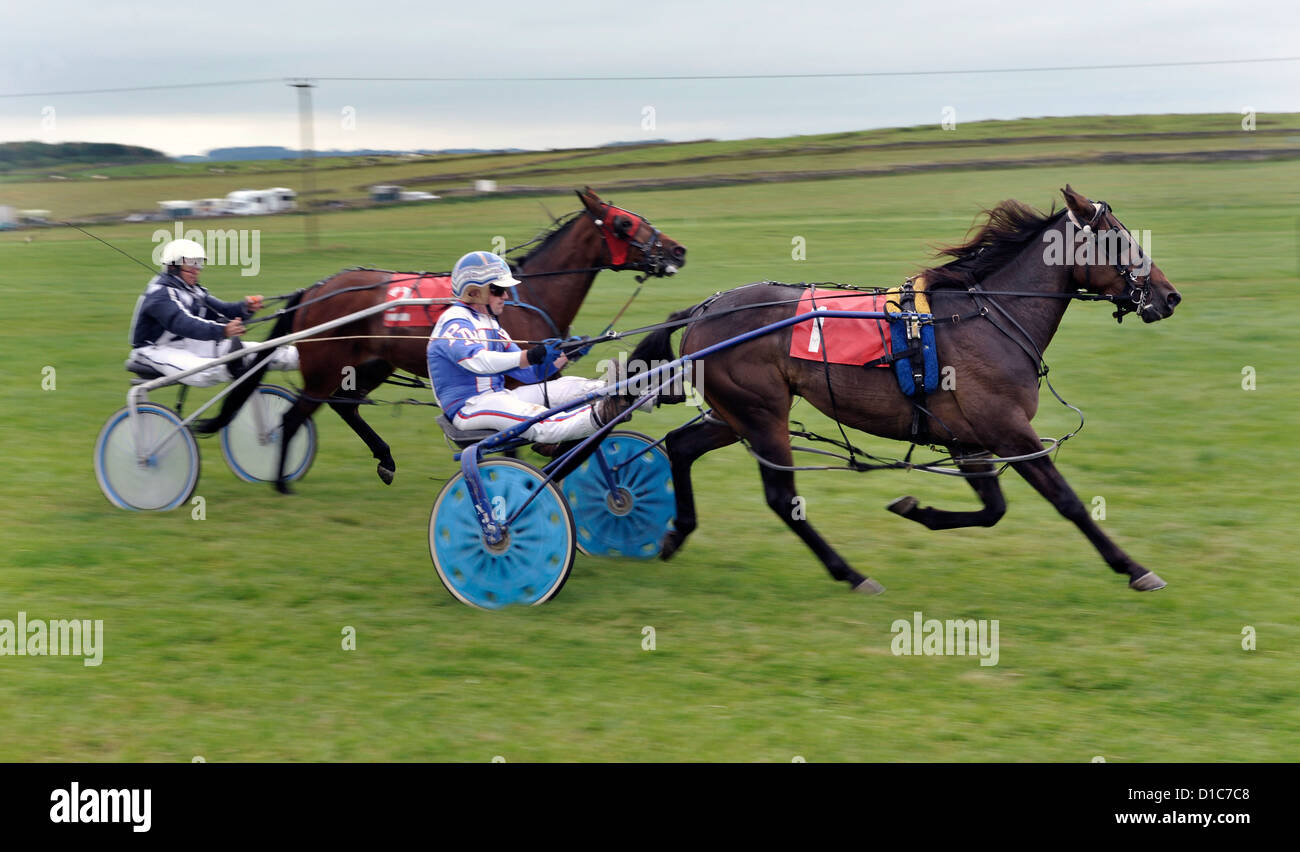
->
<box><xmin>2</xmin><ymin>118</ymin><xmax>1298</xmax><ymax>761</ymax></box>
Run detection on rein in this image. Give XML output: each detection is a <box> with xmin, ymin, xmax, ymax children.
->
<box><xmin>572</xmin><ymin>279</ymin><xmax>1129</xmax><ymax>352</ymax></box>
<box><xmin>593</xmin><ymin>271</ymin><xmax>1108</xmax><ymax>479</ymax></box>
<box><xmin>246</xmin><ymin>269</ymin><xmax>423</xmax><ymax>326</ymax></box>
<box><xmin>959</xmin><ymin>278</ymin><xmax>1088</xmax><ymax>454</ymax></box>
<box><xmin>250</xmin><ymin>201</ymin><xmax>673</xmax><ymax>335</ymax></box>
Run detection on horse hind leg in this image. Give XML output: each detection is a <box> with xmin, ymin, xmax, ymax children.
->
<box><xmin>888</xmin><ymin>456</ymin><xmax>1007</xmax><ymax>530</ymax></box>
<box><xmin>329</xmin><ymin>398</ymin><xmax>398</xmax><ymax>484</ymax></box>
<box><xmin>659</xmin><ymin>416</ymin><xmax>739</xmax><ymax>560</ymax></box>
<box><xmin>744</xmin><ymin>415</ymin><xmax>884</xmax><ymax>595</ymax></box>
<box><xmin>331</xmin><ymin>359</ymin><xmax>397</xmax><ymax>484</ymax></box>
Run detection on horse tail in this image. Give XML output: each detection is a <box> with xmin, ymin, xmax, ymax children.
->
<box><xmin>237</xmin><ymin>287</ymin><xmax>305</xmax><ymax>390</ymax></box>
<box><xmin>625</xmin><ymin>305</ymin><xmax>699</xmax><ymax>406</ymax></box>
<box><xmin>266</xmin><ymin>288</ymin><xmax>305</xmax><ymax>340</ymax></box>
<box><xmin>628</xmin><ymin>305</ymin><xmax>693</xmax><ymax>365</ymax></box>
<box><xmin>192</xmin><ymin>289</ymin><xmax>306</xmax><ymax>434</ymax></box>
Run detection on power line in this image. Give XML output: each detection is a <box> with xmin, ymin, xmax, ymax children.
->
<box><xmin>0</xmin><ymin>55</ymin><xmax>1297</xmax><ymax>98</ymax></box>
<box><xmin>315</xmin><ymin>56</ymin><xmax>1300</xmax><ymax>82</ymax></box>
<box><xmin>0</xmin><ymin>78</ymin><xmax>282</xmax><ymax>99</ymax></box>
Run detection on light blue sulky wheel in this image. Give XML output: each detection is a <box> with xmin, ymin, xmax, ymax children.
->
<box><xmin>94</xmin><ymin>402</ymin><xmax>200</xmax><ymax>511</ymax></box>
<box><xmin>429</xmin><ymin>458</ymin><xmax>576</xmax><ymax>610</ymax></box>
<box><xmin>220</xmin><ymin>384</ymin><xmax>316</xmax><ymax>483</ymax></box>
<box><xmin>563</xmin><ymin>431</ymin><xmax>675</xmax><ymax>558</ymax></box>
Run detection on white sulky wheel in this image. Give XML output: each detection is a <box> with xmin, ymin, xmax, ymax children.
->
<box><xmin>94</xmin><ymin>402</ymin><xmax>200</xmax><ymax>512</ymax></box>
<box><xmin>219</xmin><ymin>384</ymin><xmax>316</xmax><ymax>483</ymax></box>
<box><xmin>429</xmin><ymin>458</ymin><xmax>576</xmax><ymax>610</ymax></box>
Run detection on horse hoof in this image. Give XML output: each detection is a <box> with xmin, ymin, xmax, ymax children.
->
<box><xmin>274</xmin><ymin>481</ymin><xmax>294</xmax><ymax>496</ymax></box>
<box><xmin>659</xmin><ymin>534</ymin><xmax>682</xmax><ymax>561</ymax></box>
<box><xmin>1129</xmin><ymin>572</ymin><xmax>1167</xmax><ymax>592</ymax></box>
<box><xmin>377</xmin><ymin>465</ymin><xmax>395</xmax><ymax>485</ymax></box>
<box><xmin>887</xmin><ymin>496</ymin><xmax>918</xmax><ymax>516</ymax></box>
<box><xmin>852</xmin><ymin>577</ymin><xmax>886</xmax><ymax>595</ymax></box>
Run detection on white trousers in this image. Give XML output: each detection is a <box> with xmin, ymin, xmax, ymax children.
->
<box><xmin>128</xmin><ymin>339</ymin><xmax>300</xmax><ymax>388</ymax></box>
<box><xmin>453</xmin><ymin>376</ymin><xmax>608</xmax><ymax>443</ymax></box>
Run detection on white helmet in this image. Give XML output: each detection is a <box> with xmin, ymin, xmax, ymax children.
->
<box><xmin>161</xmin><ymin>238</ymin><xmax>207</xmax><ymax>268</ymax></box>
<box><xmin>450</xmin><ymin>251</ymin><xmax>520</xmax><ymax>304</ymax></box>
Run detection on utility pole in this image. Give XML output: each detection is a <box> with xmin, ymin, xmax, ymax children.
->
<box><xmin>288</xmin><ymin>78</ymin><xmax>318</xmax><ymax>249</ymax></box>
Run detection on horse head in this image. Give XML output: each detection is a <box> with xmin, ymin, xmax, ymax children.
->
<box><xmin>576</xmin><ymin>186</ymin><xmax>687</xmax><ymax>277</ymax></box>
<box><xmin>1060</xmin><ymin>184</ymin><xmax>1181</xmax><ymax>323</ymax></box>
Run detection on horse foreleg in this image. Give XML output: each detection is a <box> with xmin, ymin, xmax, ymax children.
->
<box><xmin>747</xmin><ymin>422</ymin><xmax>884</xmax><ymax>595</ymax></box>
<box><xmin>275</xmin><ymin>393</ymin><xmax>323</xmax><ymax>494</ymax></box>
<box><xmin>659</xmin><ymin>417</ymin><xmax>738</xmax><ymax>560</ymax></box>
<box><xmin>887</xmin><ymin>457</ymin><xmax>1007</xmax><ymax>530</ymax></box>
<box><xmin>999</xmin><ymin>433</ymin><xmax>1165</xmax><ymax>591</ymax></box>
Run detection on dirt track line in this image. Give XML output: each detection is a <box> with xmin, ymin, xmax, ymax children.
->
<box><xmin>384</xmin><ymin>129</ymin><xmax>1300</xmax><ymax>189</ymax></box>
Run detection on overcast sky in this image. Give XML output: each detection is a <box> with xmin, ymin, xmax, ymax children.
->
<box><xmin>1</xmin><ymin>0</ymin><xmax>1297</xmax><ymax>156</ymax></box>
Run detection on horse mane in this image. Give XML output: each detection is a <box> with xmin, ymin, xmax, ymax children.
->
<box><xmin>922</xmin><ymin>200</ymin><xmax>1064</xmax><ymax>288</ymax></box>
<box><xmin>507</xmin><ymin>210</ymin><xmax>585</xmax><ymax>268</ymax></box>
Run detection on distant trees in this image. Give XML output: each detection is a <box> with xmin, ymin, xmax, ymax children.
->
<box><xmin>0</xmin><ymin>141</ymin><xmax>168</xmax><ymax>172</ymax></box>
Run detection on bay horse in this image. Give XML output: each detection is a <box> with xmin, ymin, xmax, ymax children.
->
<box><xmin>627</xmin><ymin>185</ymin><xmax>1180</xmax><ymax>594</ymax></box>
<box><xmin>203</xmin><ymin>187</ymin><xmax>686</xmax><ymax>493</ymax></box>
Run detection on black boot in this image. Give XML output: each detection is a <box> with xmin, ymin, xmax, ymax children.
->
<box><xmin>592</xmin><ymin>395</ymin><xmax>623</xmax><ymax>428</ymax></box>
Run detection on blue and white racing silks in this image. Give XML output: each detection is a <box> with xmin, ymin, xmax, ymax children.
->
<box><xmin>427</xmin><ymin>303</ymin><xmax>559</xmax><ymax>417</ymax></box>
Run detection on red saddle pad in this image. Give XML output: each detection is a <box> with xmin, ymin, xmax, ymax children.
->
<box><xmin>789</xmin><ymin>288</ymin><xmax>895</xmax><ymax>367</ymax></box>
<box><xmin>383</xmin><ymin>274</ymin><xmax>453</xmax><ymax>328</ymax></box>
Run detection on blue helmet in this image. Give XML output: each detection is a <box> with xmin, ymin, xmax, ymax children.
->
<box><xmin>450</xmin><ymin>251</ymin><xmax>520</xmax><ymax>304</ymax></box>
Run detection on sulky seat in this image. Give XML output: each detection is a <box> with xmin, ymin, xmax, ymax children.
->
<box><xmin>125</xmin><ymin>363</ymin><xmax>191</xmax><ymax>414</ymax></box>
<box><xmin>126</xmin><ymin>364</ymin><xmax>166</xmax><ymax>383</ymax></box>
<box><xmin>436</xmin><ymin>414</ymin><xmax>532</xmax><ymax>454</ymax></box>
<box><xmin>436</xmin><ymin>414</ymin><xmax>498</xmax><ymax>448</ymax></box>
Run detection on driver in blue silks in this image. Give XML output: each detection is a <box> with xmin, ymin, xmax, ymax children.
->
<box><xmin>427</xmin><ymin>251</ymin><xmax>623</xmax><ymax>443</ymax></box>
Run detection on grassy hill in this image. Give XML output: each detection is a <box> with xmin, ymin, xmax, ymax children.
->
<box><xmin>0</xmin><ymin>141</ymin><xmax>168</xmax><ymax>175</ymax></box>
<box><xmin>3</xmin><ymin>113</ymin><xmax>1297</xmax><ymax>221</ymax></box>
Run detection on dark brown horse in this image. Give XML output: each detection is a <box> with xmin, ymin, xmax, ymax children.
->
<box><xmin>628</xmin><ymin>186</ymin><xmax>1180</xmax><ymax>594</ymax></box>
<box><xmin>203</xmin><ymin>187</ymin><xmax>686</xmax><ymax>492</ymax></box>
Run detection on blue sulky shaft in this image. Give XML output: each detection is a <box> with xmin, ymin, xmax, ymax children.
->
<box><xmin>463</xmin><ymin>309</ymin><xmax>922</xmax><ymax>545</ymax></box>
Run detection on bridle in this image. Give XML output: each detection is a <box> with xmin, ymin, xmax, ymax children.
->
<box><xmin>1066</xmin><ymin>199</ymin><xmax>1153</xmax><ymax>323</ymax></box>
<box><xmin>588</xmin><ymin>202</ymin><xmax>675</xmax><ymax>280</ymax></box>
